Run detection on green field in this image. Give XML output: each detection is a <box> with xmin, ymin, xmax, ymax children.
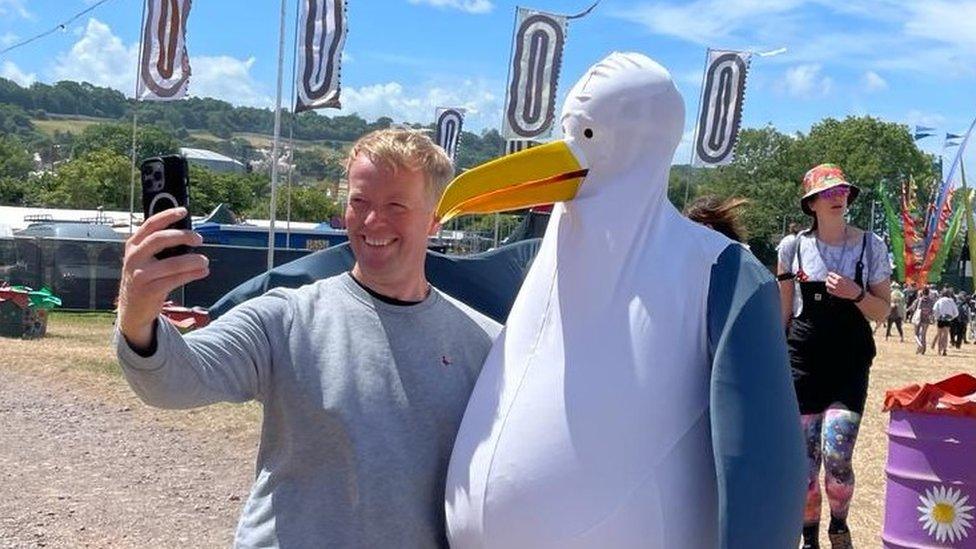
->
<box><xmin>32</xmin><ymin>117</ymin><xmax>113</xmax><ymax>136</ymax></box>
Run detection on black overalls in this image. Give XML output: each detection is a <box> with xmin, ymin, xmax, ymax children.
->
<box><xmin>786</xmin><ymin>231</ymin><xmax>875</xmax><ymax>415</ymax></box>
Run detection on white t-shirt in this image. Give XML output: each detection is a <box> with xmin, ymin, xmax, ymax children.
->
<box><xmin>933</xmin><ymin>297</ymin><xmax>959</xmax><ymax>321</ymax></box>
<box><xmin>777</xmin><ymin>229</ymin><xmax>892</xmax><ymax>317</ymax></box>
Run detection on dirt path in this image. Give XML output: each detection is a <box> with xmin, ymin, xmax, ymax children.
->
<box><xmin>0</xmin><ymin>364</ymin><xmax>259</xmax><ymax>548</ymax></box>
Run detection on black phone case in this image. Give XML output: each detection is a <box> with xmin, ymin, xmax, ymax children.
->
<box><xmin>141</xmin><ymin>155</ymin><xmax>191</xmax><ymax>259</ymax></box>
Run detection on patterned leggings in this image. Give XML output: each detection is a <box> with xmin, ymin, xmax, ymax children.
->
<box><xmin>801</xmin><ymin>406</ymin><xmax>863</xmax><ymax>525</ymax></box>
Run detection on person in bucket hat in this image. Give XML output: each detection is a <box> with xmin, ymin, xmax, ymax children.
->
<box><xmin>776</xmin><ymin>163</ymin><xmax>892</xmax><ymax>549</ymax></box>
<box><xmin>800</xmin><ymin>163</ymin><xmax>861</xmax><ymax>217</ymax></box>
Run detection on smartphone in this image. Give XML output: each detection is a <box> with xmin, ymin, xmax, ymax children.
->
<box><xmin>141</xmin><ymin>155</ymin><xmax>192</xmax><ymax>259</ymax></box>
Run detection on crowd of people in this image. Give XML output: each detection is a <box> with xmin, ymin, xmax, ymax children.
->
<box><xmin>884</xmin><ymin>282</ymin><xmax>975</xmax><ymax>356</ymax></box>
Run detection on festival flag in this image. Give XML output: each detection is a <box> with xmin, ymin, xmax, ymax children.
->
<box><xmin>946</xmin><ymin>132</ymin><xmax>963</xmax><ymax>148</ymax></box>
<box><xmin>295</xmin><ymin>0</ymin><xmax>348</xmax><ymax>112</ymax></box>
<box><xmin>505</xmin><ymin>139</ymin><xmax>541</xmax><ymax>155</ymax></box>
<box><xmin>691</xmin><ymin>49</ymin><xmax>752</xmax><ymax>167</ymax></box>
<box><xmin>434</xmin><ymin>107</ymin><xmax>465</xmax><ymax>161</ymax></box>
<box><xmin>501</xmin><ymin>7</ymin><xmax>568</xmax><ymax>140</ymax></box>
<box><xmin>929</xmin><ymin>189</ymin><xmax>971</xmax><ymax>283</ymax></box>
<box><xmin>925</xmin><ymin>115</ymin><xmax>976</xmax><ymax>250</ymax></box>
<box><xmin>137</xmin><ymin>0</ymin><xmax>192</xmax><ymax>101</ymax></box>
<box><xmin>880</xmin><ymin>183</ymin><xmax>905</xmax><ymax>281</ymax></box>
<box><xmin>914</xmin><ymin>126</ymin><xmax>936</xmax><ymax>141</ymax></box>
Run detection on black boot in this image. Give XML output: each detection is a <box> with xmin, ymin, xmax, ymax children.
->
<box><xmin>802</xmin><ymin>523</ymin><xmax>821</xmax><ymax>549</ymax></box>
<box><xmin>828</xmin><ymin>516</ymin><xmax>853</xmax><ymax>549</ymax></box>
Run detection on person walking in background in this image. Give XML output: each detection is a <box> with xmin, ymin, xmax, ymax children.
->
<box><xmin>777</xmin><ymin>164</ymin><xmax>891</xmax><ymax>549</ymax></box>
<box><xmin>903</xmin><ymin>281</ymin><xmax>918</xmax><ymax>312</ymax></box>
<box><xmin>969</xmin><ymin>296</ymin><xmax>976</xmax><ymax>342</ymax></box>
<box><xmin>908</xmin><ymin>287</ymin><xmax>935</xmax><ymax>355</ymax></box>
<box><xmin>885</xmin><ymin>282</ymin><xmax>906</xmax><ymax>342</ymax></box>
<box><xmin>951</xmin><ymin>292</ymin><xmax>969</xmax><ymax>348</ymax></box>
<box><xmin>933</xmin><ymin>288</ymin><xmax>959</xmax><ymax>356</ymax></box>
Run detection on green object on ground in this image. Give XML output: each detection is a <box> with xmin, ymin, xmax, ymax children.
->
<box><xmin>10</xmin><ymin>285</ymin><xmax>62</xmax><ymax>309</ymax></box>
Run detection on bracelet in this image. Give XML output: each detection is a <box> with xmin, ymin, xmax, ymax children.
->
<box><xmin>853</xmin><ymin>287</ymin><xmax>866</xmax><ymax>303</ymax></box>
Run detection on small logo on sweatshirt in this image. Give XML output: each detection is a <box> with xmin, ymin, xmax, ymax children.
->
<box><xmin>441</xmin><ymin>355</ymin><xmax>453</xmax><ymax>366</ymax></box>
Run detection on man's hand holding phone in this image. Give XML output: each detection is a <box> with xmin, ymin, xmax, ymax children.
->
<box><xmin>117</xmin><ymin>207</ymin><xmax>209</xmax><ymax>351</ymax></box>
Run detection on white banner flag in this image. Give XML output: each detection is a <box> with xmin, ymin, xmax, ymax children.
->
<box><xmin>505</xmin><ymin>139</ymin><xmax>541</xmax><ymax>155</ymax></box>
<box><xmin>295</xmin><ymin>0</ymin><xmax>348</xmax><ymax>112</ymax></box>
<box><xmin>435</xmin><ymin>108</ymin><xmax>465</xmax><ymax>161</ymax></box>
<box><xmin>692</xmin><ymin>49</ymin><xmax>752</xmax><ymax>167</ymax></box>
<box><xmin>137</xmin><ymin>0</ymin><xmax>192</xmax><ymax>101</ymax></box>
<box><xmin>501</xmin><ymin>8</ymin><xmax>567</xmax><ymax>140</ymax></box>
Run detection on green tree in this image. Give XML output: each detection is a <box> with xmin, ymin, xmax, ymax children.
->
<box><xmin>697</xmin><ymin>126</ymin><xmax>810</xmax><ymax>264</ymax></box>
<box><xmin>188</xmin><ymin>165</ymin><xmax>267</xmax><ymax>216</ymax></box>
<box><xmin>243</xmin><ymin>182</ymin><xmax>340</xmax><ymax>223</ymax></box>
<box><xmin>35</xmin><ymin>149</ymin><xmax>132</xmax><ymax>209</ymax></box>
<box><xmin>72</xmin><ymin>122</ymin><xmax>179</xmax><ymax>161</ymax></box>
<box><xmin>801</xmin><ymin>116</ymin><xmax>934</xmax><ymax>228</ymax></box>
<box><xmin>0</xmin><ymin>177</ymin><xmax>31</xmax><ymax>205</ymax></box>
<box><xmin>0</xmin><ymin>135</ymin><xmax>34</xmax><ymax>180</ymax></box>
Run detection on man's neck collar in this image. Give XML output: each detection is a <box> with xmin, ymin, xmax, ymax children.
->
<box><xmin>349</xmin><ymin>266</ymin><xmax>430</xmax><ymax>303</ymax></box>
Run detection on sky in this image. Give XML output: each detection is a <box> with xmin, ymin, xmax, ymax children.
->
<box><xmin>1</xmin><ymin>0</ymin><xmax>975</xmax><ymax>166</ymax></box>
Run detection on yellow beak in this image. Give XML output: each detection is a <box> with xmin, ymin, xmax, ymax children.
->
<box><xmin>436</xmin><ymin>140</ymin><xmax>588</xmax><ymax>223</ymax></box>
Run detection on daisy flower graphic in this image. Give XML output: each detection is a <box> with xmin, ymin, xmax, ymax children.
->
<box><xmin>917</xmin><ymin>485</ymin><xmax>975</xmax><ymax>544</ymax></box>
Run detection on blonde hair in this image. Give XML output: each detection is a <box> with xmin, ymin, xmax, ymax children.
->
<box><xmin>345</xmin><ymin>128</ymin><xmax>455</xmax><ymax>203</ymax></box>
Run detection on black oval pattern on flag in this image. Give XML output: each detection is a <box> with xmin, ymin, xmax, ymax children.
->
<box><xmin>695</xmin><ymin>53</ymin><xmax>747</xmax><ymax>164</ymax></box>
<box><xmin>436</xmin><ymin>109</ymin><xmax>464</xmax><ymax>160</ymax></box>
<box><xmin>296</xmin><ymin>0</ymin><xmax>346</xmax><ymax>112</ymax></box>
<box><xmin>506</xmin><ymin>14</ymin><xmax>564</xmax><ymax>138</ymax></box>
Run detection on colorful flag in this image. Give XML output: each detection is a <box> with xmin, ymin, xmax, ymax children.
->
<box><xmin>295</xmin><ymin>0</ymin><xmax>348</xmax><ymax>112</ymax></box>
<box><xmin>501</xmin><ymin>7</ymin><xmax>567</xmax><ymax>140</ymax></box>
<box><xmin>691</xmin><ymin>49</ymin><xmax>752</xmax><ymax>167</ymax></box>
<box><xmin>926</xmin><ymin>115</ymin><xmax>976</xmax><ymax>249</ymax></box>
<box><xmin>434</xmin><ymin>107</ymin><xmax>465</xmax><ymax>161</ymax></box>
<box><xmin>137</xmin><ymin>0</ymin><xmax>192</xmax><ymax>101</ymax></box>
<box><xmin>880</xmin><ymin>183</ymin><xmax>905</xmax><ymax>281</ymax></box>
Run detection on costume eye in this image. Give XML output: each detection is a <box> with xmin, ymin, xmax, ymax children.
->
<box><xmin>583</xmin><ymin>128</ymin><xmax>594</xmax><ymax>139</ymax></box>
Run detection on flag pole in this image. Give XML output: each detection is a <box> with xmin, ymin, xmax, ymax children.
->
<box><xmin>267</xmin><ymin>0</ymin><xmax>288</xmax><ymax>271</ymax></box>
<box><xmin>285</xmin><ymin>0</ymin><xmax>301</xmax><ymax>250</ymax></box>
<box><xmin>685</xmin><ymin>47</ymin><xmax>710</xmax><ymax>208</ymax></box>
<box><xmin>128</xmin><ymin>0</ymin><xmax>149</xmax><ymax>235</ymax></box>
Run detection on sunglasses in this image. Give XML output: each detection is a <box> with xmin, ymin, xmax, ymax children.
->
<box><xmin>818</xmin><ymin>185</ymin><xmax>850</xmax><ymax>200</ymax></box>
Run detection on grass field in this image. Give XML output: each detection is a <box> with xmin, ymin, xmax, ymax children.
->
<box><xmin>32</xmin><ymin>117</ymin><xmax>112</xmax><ymax>136</ymax></box>
<box><xmin>1</xmin><ymin>311</ymin><xmax>973</xmax><ymax>547</ymax></box>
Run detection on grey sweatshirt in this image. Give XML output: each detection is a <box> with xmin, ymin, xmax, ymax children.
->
<box><xmin>114</xmin><ymin>273</ymin><xmax>501</xmax><ymax>548</ymax></box>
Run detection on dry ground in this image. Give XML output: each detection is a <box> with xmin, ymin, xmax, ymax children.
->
<box><xmin>0</xmin><ymin>313</ymin><xmax>973</xmax><ymax>548</ymax></box>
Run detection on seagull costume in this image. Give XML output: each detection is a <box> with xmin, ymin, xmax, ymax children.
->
<box><xmin>436</xmin><ymin>52</ymin><xmax>806</xmax><ymax>548</ymax></box>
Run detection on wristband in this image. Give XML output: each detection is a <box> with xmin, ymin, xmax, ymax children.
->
<box><xmin>853</xmin><ymin>287</ymin><xmax>866</xmax><ymax>303</ymax></box>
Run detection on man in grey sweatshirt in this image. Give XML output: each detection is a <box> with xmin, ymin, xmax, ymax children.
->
<box><xmin>115</xmin><ymin>129</ymin><xmax>501</xmax><ymax>548</ymax></box>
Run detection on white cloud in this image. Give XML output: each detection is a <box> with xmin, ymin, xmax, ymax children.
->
<box><xmin>338</xmin><ymin>78</ymin><xmax>502</xmax><ymax>130</ymax></box>
<box><xmin>1</xmin><ymin>60</ymin><xmax>35</xmax><ymax>86</ymax></box>
<box><xmin>905</xmin><ymin>110</ymin><xmax>946</xmax><ymax>130</ymax></box>
<box><xmin>862</xmin><ymin>70</ymin><xmax>887</xmax><ymax>92</ymax></box>
<box><xmin>780</xmin><ymin>64</ymin><xmax>832</xmax><ymax>98</ymax></box>
<box><xmin>51</xmin><ymin>18</ymin><xmax>136</xmax><ymax>92</ymax></box>
<box><xmin>47</xmin><ymin>18</ymin><xmax>270</xmax><ymax>106</ymax></box>
<box><xmin>406</xmin><ymin>0</ymin><xmax>493</xmax><ymax>14</ymax></box>
<box><xmin>904</xmin><ymin>1</ymin><xmax>976</xmax><ymax>53</ymax></box>
<box><xmin>0</xmin><ymin>32</ymin><xmax>18</xmax><ymax>47</ymax></box>
<box><xmin>0</xmin><ymin>0</ymin><xmax>31</xmax><ymax>19</ymax></box>
<box><xmin>613</xmin><ymin>0</ymin><xmax>803</xmax><ymax>45</ymax></box>
<box><xmin>191</xmin><ymin>56</ymin><xmax>271</xmax><ymax>107</ymax></box>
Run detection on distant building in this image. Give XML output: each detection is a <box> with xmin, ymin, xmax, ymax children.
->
<box><xmin>179</xmin><ymin>147</ymin><xmax>246</xmax><ymax>174</ymax></box>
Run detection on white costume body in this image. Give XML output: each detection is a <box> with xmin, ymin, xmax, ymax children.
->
<box><xmin>445</xmin><ymin>53</ymin><xmax>733</xmax><ymax>548</ymax></box>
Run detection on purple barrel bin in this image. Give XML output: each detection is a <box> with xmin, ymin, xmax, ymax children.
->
<box><xmin>883</xmin><ymin>410</ymin><xmax>976</xmax><ymax>548</ymax></box>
